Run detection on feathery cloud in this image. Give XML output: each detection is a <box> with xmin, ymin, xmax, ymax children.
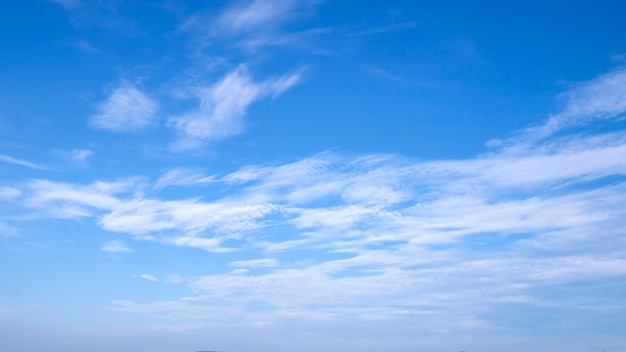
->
<box><xmin>10</xmin><ymin>67</ymin><xmax>626</xmax><ymax>328</ymax></box>
<box><xmin>101</xmin><ymin>239</ymin><xmax>134</xmax><ymax>253</ymax></box>
<box><xmin>216</xmin><ymin>0</ymin><xmax>299</xmax><ymax>35</ymax></box>
<box><xmin>231</xmin><ymin>258</ymin><xmax>278</xmax><ymax>268</ymax></box>
<box><xmin>53</xmin><ymin>149</ymin><xmax>93</xmax><ymax>164</ymax></box>
<box><xmin>170</xmin><ymin>66</ymin><xmax>301</xmax><ymax>149</ymax></box>
<box><xmin>0</xmin><ymin>154</ymin><xmax>46</xmax><ymax>170</ymax></box>
<box><xmin>154</xmin><ymin>168</ymin><xmax>216</xmax><ymax>189</ymax></box>
<box><xmin>490</xmin><ymin>67</ymin><xmax>626</xmax><ymax>146</ymax></box>
<box><xmin>91</xmin><ymin>83</ymin><xmax>158</xmax><ymax>132</ymax></box>
<box><xmin>140</xmin><ymin>274</ymin><xmax>158</xmax><ymax>282</ymax></box>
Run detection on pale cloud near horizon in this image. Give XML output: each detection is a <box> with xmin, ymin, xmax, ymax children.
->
<box><xmin>91</xmin><ymin>83</ymin><xmax>158</xmax><ymax>132</ymax></box>
<box><xmin>169</xmin><ymin>66</ymin><xmax>301</xmax><ymax>150</ymax></box>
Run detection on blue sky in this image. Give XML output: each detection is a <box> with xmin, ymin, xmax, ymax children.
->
<box><xmin>2</xmin><ymin>1</ymin><xmax>626</xmax><ymax>351</ymax></box>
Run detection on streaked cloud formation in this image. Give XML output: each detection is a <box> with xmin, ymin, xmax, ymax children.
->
<box><xmin>6</xmin><ymin>68</ymin><xmax>626</xmax><ymax>336</ymax></box>
<box><xmin>3</xmin><ymin>1</ymin><xmax>626</xmax><ymax>351</ymax></box>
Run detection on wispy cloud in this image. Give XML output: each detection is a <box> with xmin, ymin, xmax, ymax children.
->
<box><xmin>68</xmin><ymin>39</ymin><xmax>101</xmax><ymax>54</ymax></box>
<box><xmin>24</xmin><ymin>178</ymin><xmax>141</xmax><ymax>219</ymax></box>
<box><xmin>181</xmin><ymin>0</ymin><xmax>322</xmax><ymax>51</ymax></box>
<box><xmin>53</xmin><ymin>149</ymin><xmax>93</xmax><ymax>164</ymax></box>
<box><xmin>154</xmin><ymin>168</ymin><xmax>216</xmax><ymax>189</ymax></box>
<box><xmin>216</xmin><ymin>0</ymin><xmax>299</xmax><ymax>35</ymax></box>
<box><xmin>101</xmin><ymin>239</ymin><xmax>134</xmax><ymax>253</ymax></box>
<box><xmin>231</xmin><ymin>258</ymin><xmax>278</xmax><ymax>268</ymax></box>
<box><xmin>91</xmin><ymin>83</ymin><xmax>158</xmax><ymax>132</ymax></box>
<box><xmin>0</xmin><ymin>154</ymin><xmax>46</xmax><ymax>170</ymax></box>
<box><xmin>163</xmin><ymin>275</ymin><xmax>183</xmax><ymax>284</ymax></box>
<box><xmin>0</xmin><ymin>186</ymin><xmax>21</xmax><ymax>199</ymax></box>
<box><xmin>491</xmin><ymin>67</ymin><xmax>626</xmax><ymax>146</ymax></box>
<box><xmin>69</xmin><ymin>149</ymin><xmax>93</xmax><ymax>163</ymax></box>
<box><xmin>139</xmin><ymin>274</ymin><xmax>158</xmax><ymax>282</ymax></box>
<box><xmin>169</xmin><ymin>66</ymin><xmax>301</xmax><ymax>149</ymax></box>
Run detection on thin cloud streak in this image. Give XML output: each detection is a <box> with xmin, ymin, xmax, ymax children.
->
<box><xmin>6</xmin><ymin>67</ymin><xmax>626</xmax><ymax>330</ymax></box>
<box><xmin>140</xmin><ymin>274</ymin><xmax>159</xmax><ymax>282</ymax></box>
<box><xmin>216</xmin><ymin>0</ymin><xmax>299</xmax><ymax>35</ymax></box>
<box><xmin>0</xmin><ymin>154</ymin><xmax>46</xmax><ymax>170</ymax></box>
<box><xmin>154</xmin><ymin>168</ymin><xmax>216</xmax><ymax>189</ymax></box>
<box><xmin>101</xmin><ymin>239</ymin><xmax>134</xmax><ymax>253</ymax></box>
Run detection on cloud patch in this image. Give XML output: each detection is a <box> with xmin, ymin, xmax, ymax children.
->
<box><xmin>216</xmin><ymin>0</ymin><xmax>299</xmax><ymax>35</ymax></box>
<box><xmin>170</xmin><ymin>66</ymin><xmax>301</xmax><ymax>149</ymax></box>
<box><xmin>0</xmin><ymin>154</ymin><xmax>46</xmax><ymax>170</ymax></box>
<box><xmin>139</xmin><ymin>274</ymin><xmax>159</xmax><ymax>282</ymax></box>
<box><xmin>91</xmin><ymin>83</ymin><xmax>158</xmax><ymax>132</ymax></box>
<box><xmin>101</xmin><ymin>239</ymin><xmax>134</xmax><ymax>253</ymax></box>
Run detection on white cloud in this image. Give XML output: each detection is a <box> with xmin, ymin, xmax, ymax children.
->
<box><xmin>490</xmin><ymin>67</ymin><xmax>626</xmax><ymax>145</ymax></box>
<box><xmin>0</xmin><ymin>154</ymin><xmax>46</xmax><ymax>170</ymax></box>
<box><xmin>0</xmin><ymin>186</ymin><xmax>21</xmax><ymax>199</ymax></box>
<box><xmin>69</xmin><ymin>149</ymin><xmax>92</xmax><ymax>162</ymax></box>
<box><xmin>170</xmin><ymin>66</ymin><xmax>301</xmax><ymax>149</ymax></box>
<box><xmin>558</xmin><ymin>68</ymin><xmax>626</xmax><ymax>125</ymax></box>
<box><xmin>180</xmin><ymin>0</ymin><xmax>323</xmax><ymax>52</ymax></box>
<box><xmin>24</xmin><ymin>178</ymin><xmax>141</xmax><ymax>219</ymax></box>
<box><xmin>101</xmin><ymin>239</ymin><xmax>134</xmax><ymax>253</ymax></box>
<box><xmin>53</xmin><ymin>149</ymin><xmax>93</xmax><ymax>164</ymax></box>
<box><xmin>99</xmin><ymin>198</ymin><xmax>280</xmax><ymax>248</ymax></box>
<box><xmin>139</xmin><ymin>274</ymin><xmax>158</xmax><ymax>282</ymax></box>
<box><xmin>154</xmin><ymin>168</ymin><xmax>216</xmax><ymax>189</ymax></box>
<box><xmin>231</xmin><ymin>258</ymin><xmax>278</xmax><ymax>268</ymax></box>
<box><xmin>216</xmin><ymin>0</ymin><xmax>299</xmax><ymax>35</ymax></box>
<box><xmin>91</xmin><ymin>83</ymin><xmax>158</xmax><ymax>132</ymax></box>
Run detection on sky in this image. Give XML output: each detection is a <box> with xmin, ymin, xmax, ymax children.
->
<box><xmin>1</xmin><ymin>1</ymin><xmax>626</xmax><ymax>351</ymax></box>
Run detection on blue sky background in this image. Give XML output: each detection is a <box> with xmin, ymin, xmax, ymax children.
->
<box><xmin>2</xmin><ymin>1</ymin><xmax>626</xmax><ymax>351</ymax></box>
